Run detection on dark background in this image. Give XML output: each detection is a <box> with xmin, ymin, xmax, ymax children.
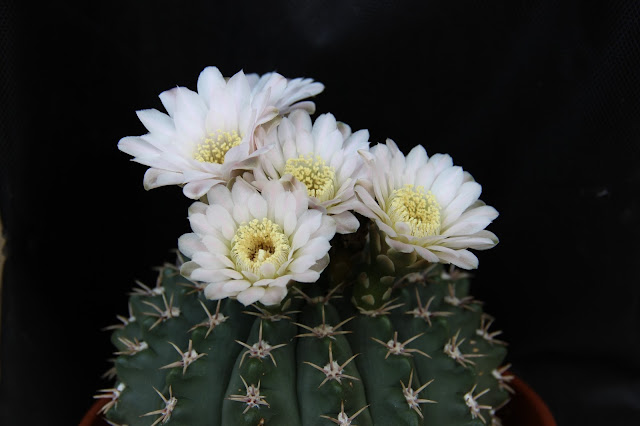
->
<box><xmin>1</xmin><ymin>0</ymin><xmax>639</xmax><ymax>424</ymax></box>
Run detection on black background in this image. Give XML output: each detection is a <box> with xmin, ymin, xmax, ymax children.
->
<box><xmin>1</xmin><ymin>1</ymin><xmax>639</xmax><ymax>424</ymax></box>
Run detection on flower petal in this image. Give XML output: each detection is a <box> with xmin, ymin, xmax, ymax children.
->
<box><xmin>259</xmin><ymin>286</ymin><xmax>288</xmax><ymax>306</ymax></box>
<box><xmin>143</xmin><ymin>168</ymin><xmax>184</xmax><ymax>190</ymax></box>
<box><xmin>178</xmin><ymin>233</ymin><xmax>205</xmax><ymax>258</ymax></box>
<box><xmin>183</xmin><ymin>179</ymin><xmax>223</xmax><ymax>199</ymax></box>
<box><xmin>237</xmin><ymin>287</ymin><xmax>266</xmax><ymax>306</ymax></box>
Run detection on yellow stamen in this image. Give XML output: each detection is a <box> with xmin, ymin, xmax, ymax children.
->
<box><xmin>284</xmin><ymin>154</ymin><xmax>336</xmax><ymax>202</ymax></box>
<box><xmin>194</xmin><ymin>130</ymin><xmax>242</xmax><ymax>164</ymax></box>
<box><xmin>230</xmin><ymin>218</ymin><xmax>290</xmax><ymax>275</ymax></box>
<box><xmin>388</xmin><ymin>185</ymin><xmax>441</xmax><ymax>237</ymax></box>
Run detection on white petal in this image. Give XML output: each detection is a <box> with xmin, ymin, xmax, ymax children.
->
<box><xmin>296</xmin><ymin>237</ymin><xmax>331</xmax><ymax>259</ymax></box>
<box><xmin>295</xmin><ymin>129</ymin><xmax>314</xmax><ymax>156</ymax></box>
<box><xmin>266</xmin><ymin>275</ymin><xmax>292</xmax><ymax>288</ymax></box>
<box><xmin>283</xmin><ymin>210</ymin><xmax>297</xmax><ymax>236</ymax></box>
<box><xmin>414</xmin><ymin>245</ymin><xmax>440</xmax><ymax>263</ymax></box>
<box><xmin>384</xmin><ymin>235</ymin><xmax>414</xmax><ymax>253</ymax></box>
<box><xmin>311</xmin><ymin>113</ymin><xmax>336</xmax><ymax>143</ymax></box>
<box><xmin>173</xmin><ymin>87</ymin><xmax>207</xmax><ymax>144</ymax></box>
<box><xmin>432</xmin><ymin>247</ymin><xmax>479</xmax><ymax>270</ymax></box>
<box><xmin>188</xmin><ymin>202</ymin><xmax>208</xmax><ymax>216</ymax></box>
<box><xmin>317</xmin><ymin>130</ymin><xmax>343</xmax><ymax>164</ymax></box>
<box><xmin>190</xmin><ymin>268</ymin><xmax>233</xmax><ymax>283</ymax></box>
<box><xmin>332</xmin><ymin>211</ymin><xmax>360</xmax><ymax>234</ymax></box>
<box><xmin>180</xmin><ymin>261</ymin><xmax>201</xmax><ymax>278</ymax></box>
<box><xmin>118</xmin><ymin>136</ymin><xmax>162</xmax><ymax>159</ymax></box>
<box><xmin>395</xmin><ymin>221</ymin><xmax>411</xmax><ymax>236</ymax></box>
<box><xmin>206</xmin><ymin>184</ymin><xmax>234</xmax><ymax>213</ymax></box>
<box><xmin>136</xmin><ymin>109</ymin><xmax>175</xmax><ymax>138</ymax></box>
<box><xmin>442</xmin><ymin>181</ymin><xmax>482</xmax><ymax>228</ymax></box>
<box><xmin>248</xmin><ymin>193</ymin><xmax>268</xmax><ymax>219</ymax></box>
<box><xmin>231</xmin><ymin>178</ymin><xmax>258</xmax><ymax>206</ymax></box>
<box><xmin>355</xmin><ymin>185</ymin><xmax>387</xmax><ymax>221</ymax></box>
<box><xmin>441</xmin><ymin>235</ymin><xmax>497</xmax><ymax>250</ymax></box>
<box><xmin>211</xmin><ymin>268</ymin><xmax>245</xmax><ymax>281</ymax></box>
<box><xmin>416</xmin><ymin>154</ymin><xmax>453</xmax><ymax>189</ymax></box>
<box><xmin>143</xmin><ymin>168</ymin><xmax>184</xmax><ymax>190</ymax></box>
<box><xmin>337</xmin><ymin>121</ymin><xmax>352</xmax><ymax>140</ymax></box>
<box><xmin>287</xmin><ymin>100</ymin><xmax>316</xmax><ymax>114</ymax></box>
<box><xmin>259</xmin><ymin>287</ymin><xmax>287</xmax><ymax>306</ymax></box>
<box><xmin>429</xmin><ymin>153</ymin><xmax>454</xmax><ymax>176</ymax></box>
<box><xmin>335</xmin><ymin>156</ymin><xmax>359</xmax><ymax>185</ymax></box>
<box><xmin>472</xmin><ymin>230</ymin><xmax>499</xmax><ymax>250</ymax></box>
<box><xmin>376</xmin><ymin>219</ymin><xmax>398</xmax><ymax>238</ymax></box>
<box><xmin>227</xmin><ymin>70</ymin><xmax>251</xmax><ymax>105</ymax></box>
<box><xmin>259</xmin><ymin>262</ymin><xmax>277</xmax><ymax>279</ymax></box>
<box><xmin>223</xmin><ymin>280</ymin><xmax>251</xmax><ymax>294</ymax></box>
<box><xmin>183</xmin><ymin>179</ymin><xmax>222</xmax><ymax>199</ymax></box>
<box><xmin>197</xmin><ymin>66</ymin><xmax>226</xmax><ymax>102</ymax></box>
<box><xmin>274</xmin><ymin>191</ymin><xmax>293</xmax><ymax>224</ymax></box>
<box><xmin>159</xmin><ymin>88</ymin><xmax>178</xmax><ymax>117</ymax></box>
<box><xmin>204</xmin><ymin>282</ymin><xmax>231</xmax><ymax>300</ymax></box>
<box><xmin>325</xmin><ymin>194</ymin><xmax>360</xmax><ymax>215</ymax></box>
<box><xmin>311</xmin><ymin>254</ymin><xmax>330</xmax><ymax>273</ymax></box>
<box><xmin>405</xmin><ymin>145</ymin><xmax>428</xmax><ymax>175</ymax></box>
<box><xmin>206</xmin><ymin>90</ymin><xmax>238</xmax><ymax>133</ymax></box>
<box><xmin>178</xmin><ymin>233</ymin><xmax>205</xmax><ymax>258</ymax></box>
<box><xmin>232</xmin><ymin>203</ymin><xmax>251</xmax><ymax>224</ymax></box>
<box><xmin>275</xmin><ymin>77</ymin><xmax>324</xmax><ymax>114</ymax></box>
<box><xmin>288</xmin><ymin>255</ymin><xmax>318</xmax><ymax>273</ymax></box>
<box><xmin>291</xmin><ymin>210</ymin><xmax>322</xmax><ymax>252</ymax></box>
<box><xmin>291</xmin><ymin>270</ymin><xmax>320</xmax><ymax>283</ymax></box>
<box><xmin>431</xmin><ymin>166</ymin><xmax>464</xmax><ymax>208</ymax></box>
<box><xmin>189</xmin><ymin>213</ymin><xmax>214</xmax><ymax>235</ymax></box>
<box><xmin>207</xmin><ymin>204</ymin><xmax>236</xmax><ymax>241</ymax></box>
<box><xmin>192</xmin><ymin>252</ymin><xmax>229</xmax><ymax>269</ymax></box>
<box><xmin>237</xmin><ymin>287</ymin><xmax>266</xmax><ymax>305</ymax></box>
<box><xmin>241</xmin><ymin>270</ymin><xmax>260</xmax><ymax>283</ymax></box>
<box><xmin>313</xmin><ymin>215</ymin><xmax>337</xmax><ymax>241</ymax></box>
<box><xmin>182</xmin><ymin>169</ymin><xmax>216</xmax><ymax>182</ymax></box>
<box><xmin>442</xmin><ymin>206</ymin><xmax>499</xmax><ymax>236</ymax></box>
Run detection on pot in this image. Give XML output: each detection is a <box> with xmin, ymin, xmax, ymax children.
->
<box><xmin>80</xmin><ymin>375</ymin><xmax>555</xmax><ymax>426</ymax></box>
<box><xmin>499</xmin><ymin>376</ymin><xmax>556</xmax><ymax>426</ymax></box>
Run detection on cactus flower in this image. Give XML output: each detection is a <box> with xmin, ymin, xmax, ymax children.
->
<box><xmin>118</xmin><ymin>67</ymin><xmax>324</xmax><ymax>199</ymax></box>
<box><xmin>253</xmin><ymin>110</ymin><xmax>370</xmax><ymax>234</ymax></box>
<box><xmin>356</xmin><ymin>139</ymin><xmax>499</xmax><ymax>269</ymax></box>
<box><xmin>178</xmin><ymin>178</ymin><xmax>336</xmax><ymax>306</ymax></box>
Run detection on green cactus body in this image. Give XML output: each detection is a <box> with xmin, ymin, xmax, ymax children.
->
<box><xmin>98</xmin><ymin>258</ymin><xmax>511</xmax><ymax>426</ymax></box>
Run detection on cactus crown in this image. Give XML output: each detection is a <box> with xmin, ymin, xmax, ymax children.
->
<box><xmin>100</xmin><ymin>67</ymin><xmax>508</xmax><ymax>425</ymax></box>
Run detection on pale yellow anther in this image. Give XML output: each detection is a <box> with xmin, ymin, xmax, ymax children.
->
<box><xmin>388</xmin><ymin>185</ymin><xmax>441</xmax><ymax>237</ymax></box>
<box><xmin>194</xmin><ymin>130</ymin><xmax>242</xmax><ymax>164</ymax></box>
<box><xmin>284</xmin><ymin>154</ymin><xmax>336</xmax><ymax>202</ymax></box>
<box><xmin>230</xmin><ymin>218</ymin><xmax>290</xmax><ymax>275</ymax></box>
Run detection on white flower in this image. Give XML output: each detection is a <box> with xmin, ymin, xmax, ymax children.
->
<box><xmin>252</xmin><ymin>110</ymin><xmax>370</xmax><ymax>234</ymax></box>
<box><xmin>356</xmin><ymin>140</ymin><xmax>499</xmax><ymax>270</ymax></box>
<box><xmin>178</xmin><ymin>178</ymin><xmax>336</xmax><ymax>306</ymax></box>
<box><xmin>118</xmin><ymin>67</ymin><xmax>324</xmax><ymax>199</ymax></box>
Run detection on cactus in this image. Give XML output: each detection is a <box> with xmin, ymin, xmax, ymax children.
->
<box><xmin>98</xmin><ymin>66</ymin><xmax>511</xmax><ymax>425</ymax></box>
<box><xmin>96</xmin><ymin>227</ymin><xmax>512</xmax><ymax>426</ymax></box>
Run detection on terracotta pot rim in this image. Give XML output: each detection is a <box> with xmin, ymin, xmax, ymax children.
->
<box><xmin>509</xmin><ymin>375</ymin><xmax>556</xmax><ymax>425</ymax></box>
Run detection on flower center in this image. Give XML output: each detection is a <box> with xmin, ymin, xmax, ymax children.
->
<box><xmin>194</xmin><ymin>130</ymin><xmax>242</xmax><ymax>164</ymax></box>
<box><xmin>230</xmin><ymin>218</ymin><xmax>290</xmax><ymax>275</ymax></box>
<box><xmin>284</xmin><ymin>154</ymin><xmax>336</xmax><ymax>202</ymax></box>
<box><xmin>388</xmin><ymin>185</ymin><xmax>441</xmax><ymax>237</ymax></box>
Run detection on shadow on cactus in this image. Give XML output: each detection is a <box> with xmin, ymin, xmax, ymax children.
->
<box><xmin>96</xmin><ymin>66</ymin><xmax>509</xmax><ymax>425</ymax></box>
